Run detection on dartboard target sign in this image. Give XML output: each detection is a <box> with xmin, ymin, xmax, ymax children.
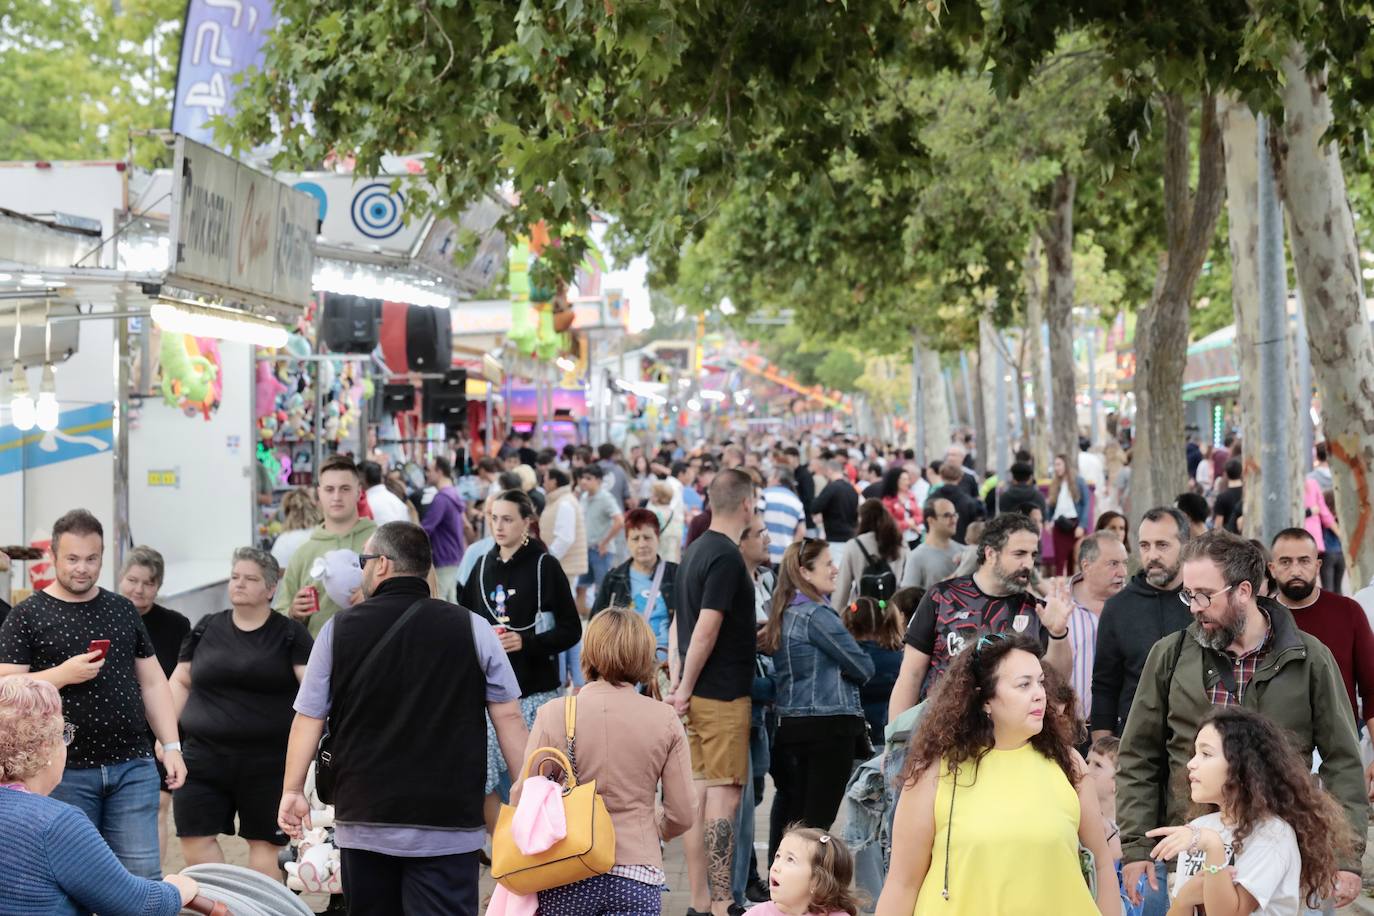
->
<box><xmin>350</xmin><ymin>183</ymin><xmax>406</xmax><ymax>239</ymax></box>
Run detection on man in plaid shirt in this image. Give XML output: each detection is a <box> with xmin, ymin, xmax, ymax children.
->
<box><xmin>1115</xmin><ymin>530</ymin><xmax>1369</xmax><ymax>912</ymax></box>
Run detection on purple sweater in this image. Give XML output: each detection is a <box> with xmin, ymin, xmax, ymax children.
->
<box><xmin>422</xmin><ymin>486</ymin><xmax>467</xmax><ymax>567</ymax></box>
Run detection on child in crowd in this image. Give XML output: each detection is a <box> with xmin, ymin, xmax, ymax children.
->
<box><xmin>1146</xmin><ymin>706</ymin><xmax>1350</xmax><ymax>916</ymax></box>
<box><xmin>749</xmin><ymin>826</ymin><xmax>861</xmax><ymax>916</ymax></box>
<box><xmin>649</xmin><ymin>481</ymin><xmax>683</xmax><ymax>563</ymax></box>
<box><xmin>1087</xmin><ymin>736</ymin><xmax>1123</xmax><ymax>863</ymax></box>
<box><xmin>843</xmin><ymin>596</ymin><xmax>906</xmax><ymax>746</ymax></box>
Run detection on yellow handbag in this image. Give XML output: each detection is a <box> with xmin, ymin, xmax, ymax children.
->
<box><xmin>490</xmin><ymin>695</ymin><xmax>617</xmax><ymax>895</ymax></box>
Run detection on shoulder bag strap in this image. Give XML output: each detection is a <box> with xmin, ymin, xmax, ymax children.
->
<box><xmin>333</xmin><ymin>598</ymin><xmax>430</xmax><ymax>704</ymax></box>
<box><xmin>855</xmin><ymin>536</ymin><xmax>876</xmax><ymax>566</ymax></box>
<box><xmin>642</xmin><ymin>561</ymin><xmax>667</xmax><ymax>621</ymax></box>
<box><xmin>564</xmin><ymin>694</ymin><xmax>579</xmax><ymax>780</ymax></box>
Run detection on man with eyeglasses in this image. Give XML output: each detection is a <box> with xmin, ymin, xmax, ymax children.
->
<box><xmin>1116</xmin><ymin>530</ymin><xmax>1367</xmax><ymax>913</ymax></box>
<box><xmin>280</xmin><ymin>521</ymin><xmax>527</xmax><ymax>916</ymax></box>
<box><xmin>901</xmin><ymin>497</ymin><xmax>968</xmax><ymax>590</ymax></box>
<box><xmin>1269</xmin><ymin>528</ymin><xmax>1374</xmax><ymax>777</ymax></box>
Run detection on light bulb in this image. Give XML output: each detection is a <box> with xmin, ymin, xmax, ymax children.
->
<box><xmin>9</xmin><ymin>363</ymin><xmax>35</xmax><ymax>431</ymax></box>
<box><xmin>35</xmin><ymin>364</ymin><xmax>58</xmax><ymax>431</ymax></box>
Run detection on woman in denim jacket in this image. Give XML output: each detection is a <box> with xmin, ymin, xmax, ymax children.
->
<box><xmin>762</xmin><ymin>538</ymin><xmax>875</xmax><ymax>864</ymax></box>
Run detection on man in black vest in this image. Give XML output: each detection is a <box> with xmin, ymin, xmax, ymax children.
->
<box><xmin>278</xmin><ymin>521</ymin><xmax>528</xmax><ymax>915</ymax></box>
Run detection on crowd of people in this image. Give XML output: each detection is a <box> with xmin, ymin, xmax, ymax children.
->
<box><xmin>0</xmin><ymin>427</ymin><xmax>1372</xmax><ymax>916</ymax></box>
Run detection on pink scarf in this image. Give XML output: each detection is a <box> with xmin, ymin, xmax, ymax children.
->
<box><xmin>487</xmin><ymin>776</ymin><xmax>568</xmax><ymax>916</ymax></box>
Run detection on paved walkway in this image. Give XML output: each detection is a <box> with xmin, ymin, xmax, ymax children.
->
<box><xmin>162</xmin><ymin>788</ymin><xmax>1374</xmax><ymax>915</ymax></box>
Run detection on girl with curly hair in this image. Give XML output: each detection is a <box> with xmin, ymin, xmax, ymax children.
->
<box><xmin>874</xmin><ymin>632</ymin><xmax>1119</xmax><ymax>915</ymax></box>
<box><xmin>1145</xmin><ymin>705</ymin><xmax>1351</xmax><ymax>915</ymax></box>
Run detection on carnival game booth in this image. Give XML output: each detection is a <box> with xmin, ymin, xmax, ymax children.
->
<box><xmin>0</xmin><ymin>143</ymin><xmax>319</xmax><ymax>618</ymax></box>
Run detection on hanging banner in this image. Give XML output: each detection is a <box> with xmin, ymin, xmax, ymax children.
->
<box><xmin>171</xmin><ymin>0</ymin><xmax>276</xmax><ymax>149</ymax></box>
<box><xmin>168</xmin><ymin>136</ymin><xmax>317</xmax><ymax>311</ymax></box>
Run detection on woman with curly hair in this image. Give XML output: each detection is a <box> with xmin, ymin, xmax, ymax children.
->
<box><xmin>1145</xmin><ymin>705</ymin><xmax>1351</xmax><ymax>915</ymax></box>
<box><xmin>874</xmin><ymin>632</ymin><xmax>1119</xmax><ymax>915</ymax></box>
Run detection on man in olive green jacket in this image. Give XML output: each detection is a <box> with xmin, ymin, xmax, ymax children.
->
<box><xmin>273</xmin><ymin>455</ymin><xmax>377</xmax><ymax>637</ymax></box>
<box><xmin>1118</xmin><ymin>531</ymin><xmax>1368</xmax><ymax>909</ymax></box>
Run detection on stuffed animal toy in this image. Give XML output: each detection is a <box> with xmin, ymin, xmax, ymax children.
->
<box><xmin>158</xmin><ymin>332</ymin><xmax>217</xmax><ymax>417</ymax></box>
<box><xmin>256</xmin><ymin>360</ymin><xmax>288</xmax><ymax>418</ymax></box>
<box><xmin>309</xmin><ymin>548</ymin><xmax>363</xmax><ymax>608</ymax></box>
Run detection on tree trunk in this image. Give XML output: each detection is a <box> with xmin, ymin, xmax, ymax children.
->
<box><xmin>1277</xmin><ymin>51</ymin><xmax>1374</xmax><ymax>587</ymax></box>
<box><xmin>1024</xmin><ymin>235</ymin><xmax>1051</xmax><ymax>475</ymax></box>
<box><xmin>1042</xmin><ymin>167</ymin><xmax>1079</xmax><ymax>474</ymax></box>
<box><xmin>921</xmin><ymin>343</ymin><xmax>951</xmax><ymax>465</ymax></box>
<box><xmin>1219</xmin><ymin>98</ymin><xmax>1306</xmax><ymax>539</ymax></box>
<box><xmin>1128</xmin><ymin>93</ymin><xmax>1226</xmax><ymax>524</ymax></box>
<box><xmin>975</xmin><ymin>318</ymin><xmax>995</xmax><ymax>478</ymax></box>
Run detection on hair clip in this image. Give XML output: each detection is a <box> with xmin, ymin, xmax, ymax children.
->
<box><xmin>848</xmin><ymin>602</ymin><xmax>859</xmax><ymax>613</ymax></box>
<box><xmin>878</xmin><ymin>600</ymin><xmax>887</xmax><ymax>610</ymax></box>
<box><xmin>819</xmin><ymin>834</ymin><xmax>831</xmax><ymax>844</ymax></box>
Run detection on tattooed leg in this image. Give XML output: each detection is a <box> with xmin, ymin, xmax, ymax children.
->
<box><xmin>705</xmin><ymin>816</ymin><xmax>736</xmax><ymax>904</ymax></box>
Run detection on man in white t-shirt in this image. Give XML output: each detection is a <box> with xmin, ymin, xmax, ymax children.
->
<box><xmin>1077</xmin><ymin>438</ymin><xmax>1107</xmax><ymax>500</ymax></box>
<box><xmin>361</xmin><ymin>461</ymin><xmax>412</xmax><ymax>525</ymax></box>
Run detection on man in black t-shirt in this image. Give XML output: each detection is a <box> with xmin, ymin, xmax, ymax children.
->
<box><xmin>0</xmin><ymin>509</ymin><xmax>185</xmax><ymax>879</ymax></box>
<box><xmin>812</xmin><ymin>459</ymin><xmax>859</xmax><ymax>546</ymax></box>
<box><xmin>671</xmin><ymin>468</ymin><xmax>758</xmax><ymax>916</ymax></box>
<box><xmin>1211</xmin><ymin>459</ymin><xmax>1244</xmax><ymax>533</ymax></box>
<box><xmin>888</xmin><ymin>512</ymin><xmax>1073</xmax><ymax>720</ymax></box>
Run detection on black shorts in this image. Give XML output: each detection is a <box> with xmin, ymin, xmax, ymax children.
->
<box><xmin>173</xmin><ymin>745</ymin><xmax>289</xmax><ymax>845</ymax></box>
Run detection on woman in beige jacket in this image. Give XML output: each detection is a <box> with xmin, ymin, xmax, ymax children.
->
<box><xmin>514</xmin><ymin>607</ymin><xmax>696</xmax><ymax>913</ymax></box>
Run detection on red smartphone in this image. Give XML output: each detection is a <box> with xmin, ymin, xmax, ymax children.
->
<box><xmin>87</xmin><ymin>639</ymin><xmax>111</xmax><ymax>661</ymax></box>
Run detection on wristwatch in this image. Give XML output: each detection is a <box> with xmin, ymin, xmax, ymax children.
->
<box><xmin>162</xmin><ymin>741</ymin><xmax>183</xmax><ymax>753</ymax></box>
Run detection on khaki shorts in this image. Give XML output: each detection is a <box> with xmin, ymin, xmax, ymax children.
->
<box><xmin>685</xmin><ymin>696</ymin><xmax>751</xmax><ymax>787</ymax></box>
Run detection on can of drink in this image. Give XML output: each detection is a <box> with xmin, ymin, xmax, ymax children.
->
<box><xmin>305</xmin><ymin>585</ymin><xmax>320</xmax><ymax>615</ymax></box>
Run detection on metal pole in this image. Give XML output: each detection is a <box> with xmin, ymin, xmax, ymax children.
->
<box><xmin>911</xmin><ymin>328</ymin><xmax>925</xmax><ymax>461</ymax></box>
<box><xmin>944</xmin><ymin>368</ymin><xmax>958</xmax><ymax>428</ymax></box>
<box><xmin>1294</xmin><ymin>287</ymin><xmax>1314</xmax><ymax>463</ymax></box>
<box><xmin>1040</xmin><ymin>320</ymin><xmax>1054</xmax><ymax>439</ymax></box>
<box><xmin>959</xmin><ymin>352</ymin><xmax>975</xmax><ymax>440</ymax></box>
<box><xmin>1086</xmin><ymin>309</ymin><xmax>1100</xmax><ymax>445</ymax></box>
<box><xmin>1256</xmin><ymin>113</ymin><xmax>1292</xmax><ymax>544</ymax></box>
<box><xmin>313</xmin><ymin>367</ymin><xmax>324</xmax><ymax>482</ymax></box>
<box><xmin>994</xmin><ymin>339</ymin><xmax>1009</xmax><ymax>484</ymax></box>
<box><xmin>113</xmin><ymin>316</ymin><xmax>131</xmax><ymax>573</ymax></box>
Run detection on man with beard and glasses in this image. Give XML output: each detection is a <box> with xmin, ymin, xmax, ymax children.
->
<box><xmin>0</xmin><ymin>509</ymin><xmax>186</xmax><ymax>879</ymax></box>
<box><xmin>1270</xmin><ymin>529</ymin><xmax>1374</xmax><ymax>769</ymax></box>
<box><xmin>280</xmin><ymin>521</ymin><xmax>527</xmax><ymax>915</ymax></box>
<box><xmin>1116</xmin><ymin>531</ymin><xmax>1368</xmax><ymax>913</ymax></box>
<box><xmin>1089</xmin><ymin>507</ymin><xmax>1193</xmax><ymax>742</ymax></box>
<box><xmin>887</xmin><ymin>512</ymin><xmax>1072</xmax><ymax>719</ymax></box>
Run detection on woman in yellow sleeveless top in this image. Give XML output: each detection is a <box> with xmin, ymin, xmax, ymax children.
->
<box><xmin>874</xmin><ymin>633</ymin><xmax>1119</xmax><ymax>915</ymax></box>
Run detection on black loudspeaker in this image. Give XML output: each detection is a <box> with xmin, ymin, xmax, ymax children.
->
<box><xmin>406</xmin><ymin>305</ymin><xmax>452</xmax><ymax>372</ymax></box>
<box><xmin>424</xmin><ymin>369</ymin><xmax>468</xmax><ymax>428</ymax></box>
<box><xmin>382</xmin><ymin>383</ymin><xmax>416</xmax><ymax>413</ymax></box>
<box><xmin>319</xmin><ymin>294</ymin><xmax>381</xmax><ymax>353</ymax></box>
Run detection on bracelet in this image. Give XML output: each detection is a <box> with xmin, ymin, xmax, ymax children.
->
<box><xmin>1202</xmin><ymin>864</ymin><xmax>1225</xmax><ymax>875</ymax></box>
<box><xmin>162</xmin><ymin>741</ymin><xmax>182</xmax><ymax>753</ymax></box>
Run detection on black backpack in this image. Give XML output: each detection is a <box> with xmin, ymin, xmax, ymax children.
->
<box><xmin>854</xmin><ymin>538</ymin><xmax>897</xmax><ymax>606</ymax></box>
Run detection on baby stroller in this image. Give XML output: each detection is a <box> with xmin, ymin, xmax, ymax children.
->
<box><xmin>180</xmin><ymin>863</ymin><xmax>315</xmax><ymax>915</ymax></box>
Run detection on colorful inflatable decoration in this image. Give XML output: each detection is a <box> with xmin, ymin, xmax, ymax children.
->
<box><xmin>159</xmin><ymin>332</ymin><xmax>221</xmax><ymax>420</ymax></box>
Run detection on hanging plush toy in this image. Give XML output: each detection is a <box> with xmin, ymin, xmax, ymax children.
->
<box><xmin>256</xmin><ymin>359</ymin><xmax>288</xmax><ymax>418</ymax></box>
<box><xmin>309</xmin><ymin>549</ymin><xmax>363</xmax><ymax>608</ymax></box>
<box><xmin>158</xmin><ymin>332</ymin><xmax>218</xmax><ymax>419</ymax></box>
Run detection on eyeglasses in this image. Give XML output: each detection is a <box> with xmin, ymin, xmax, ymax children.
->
<box><xmin>1179</xmin><ymin>585</ymin><xmax>1232</xmax><ymax>609</ymax></box>
<box><xmin>61</xmin><ymin>722</ymin><xmax>77</xmax><ymax>746</ymax></box>
<box><xmin>356</xmin><ymin>553</ymin><xmax>386</xmax><ymax>567</ymax></box>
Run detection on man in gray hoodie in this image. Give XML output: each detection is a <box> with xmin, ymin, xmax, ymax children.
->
<box><xmin>1089</xmin><ymin>506</ymin><xmax>1193</xmax><ymax>740</ymax></box>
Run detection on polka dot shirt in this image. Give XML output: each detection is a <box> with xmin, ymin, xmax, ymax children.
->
<box><xmin>0</xmin><ymin>588</ymin><xmax>156</xmax><ymax>769</ymax></box>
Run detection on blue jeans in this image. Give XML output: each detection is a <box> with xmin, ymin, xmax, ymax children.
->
<box><xmin>732</xmin><ymin>718</ymin><xmax>772</xmax><ymax>905</ymax></box>
<box><xmin>580</xmin><ymin>546</ymin><xmax>613</xmax><ymax>591</ymax></box>
<box><xmin>558</xmin><ymin>640</ymin><xmax>585</xmax><ymax>689</ymax></box>
<box><xmin>51</xmin><ymin>757</ymin><xmax>162</xmax><ymax>878</ymax></box>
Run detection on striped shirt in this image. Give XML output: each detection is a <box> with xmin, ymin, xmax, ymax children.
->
<box><xmin>763</xmin><ymin>486</ymin><xmax>805</xmax><ymax>564</ymax></box>
<box><xmin>1067</xmin><ymin>588</ymin><xmax>1101</xmax><ymax>723</ymax></box>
